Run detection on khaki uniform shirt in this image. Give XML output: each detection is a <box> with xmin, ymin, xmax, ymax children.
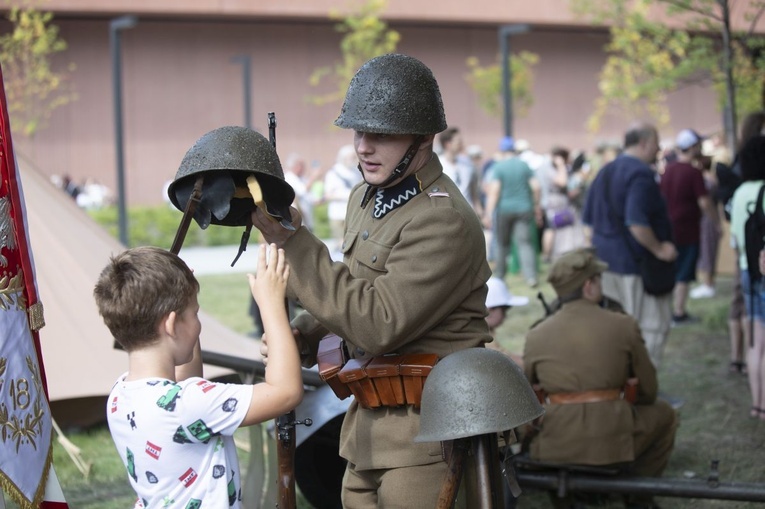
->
<box><xmin>287</xmin><ymin>155</ymin><xmax>492</xmax><ymax>470</ymax></box>
<box><xmin>524</xmin><ymin>299</ymin><xmax>658</xmax><ymax>465</ymax></box>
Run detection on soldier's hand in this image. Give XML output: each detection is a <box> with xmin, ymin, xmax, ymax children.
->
<box><xmin>259</xmin><ymin>327</ymin><xmax>302</xmax><ymax>367</ymax></box>
<box><xmin>251</xmin><ymin>206</ymin><xmax>302</xmax><ymax>248</ymax></box>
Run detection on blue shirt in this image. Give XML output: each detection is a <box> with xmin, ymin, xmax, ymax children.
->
<box><xmin>583</xmin><ymin>154</ymin><xmax>672</xmax><ymax>274</ymax></box>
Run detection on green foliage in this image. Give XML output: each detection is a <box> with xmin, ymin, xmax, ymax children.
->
<box><xmin>0</xmin><ymin>0</ymin><xmax>76</xmax><ymax>138</ymax></box>
<box><xmin>307</xmin><ymin>0</ymin><xmax>400</xmax><ymax>107</ymax></box>
<box><xmin>312</xmin><ymin>202</ymin><xmax>331</xmax><ymax>240</ymax></box>
<box><xmin>465</xmin><ymin>51</ymin><xmax>539</xmax><ymax>119</ymax></box>
<box><xmin>572</xmin><ymin>0</ymin><xmax>765</xmax><ymax>133</ymax></box>
<box><xmin>88</xmin><ymin>205</ymin><xmax>254</xmax><ymax>249</ymax></box>
<box><xmin>88</xmin><ymin>204</ymin><xmax>331</xmax><ymax>248</ymax></box>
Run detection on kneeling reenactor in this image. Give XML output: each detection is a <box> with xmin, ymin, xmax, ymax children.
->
<box><xmin>523</xmin><ymin>248</ymin><xmax>677</xmax><ymax>509</ymax></box>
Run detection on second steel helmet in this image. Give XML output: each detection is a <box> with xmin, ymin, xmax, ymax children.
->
<box><xmin>415</xmin><ymin>348</ymin><xmax>544</xmax><ymax>442</ymax></box>
<box><xmin>167</xmin><ymin>126</ymin><xmax>295</xmax><ymax>229</ymax></box>
<box><xmin>334</xmin><ymin>54</ymin><xmax>447</xmax><ymax>135</ymax></box>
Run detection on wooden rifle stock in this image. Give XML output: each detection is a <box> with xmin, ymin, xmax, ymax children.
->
<box><xmin>437</xmin><ymin>439</ymin><xmax>469</xmax><ymax>509</ymax></box>
<box><xmin>275</xmin><ymin>409</ymin><xmax>296</xmax><ymax>509</ymax></box>
<box><xmin>267</xmin><ymin>111</ymin><xmax>298</xmax><ymax>509</ymax></box>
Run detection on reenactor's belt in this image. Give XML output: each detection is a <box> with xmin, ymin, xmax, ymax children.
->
<box><xmin>534</xmin><ymin>378</ymin><xmax>639</xmax><ymax>406</ymax></box>
<box><xmin>317</xmin><ymin>334</ymin><xmax>438</xmax><ymax>409</ymax></box>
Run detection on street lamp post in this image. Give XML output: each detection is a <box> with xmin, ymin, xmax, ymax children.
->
<box><xmin>110</xmin><ymin>15</ymin><xmax>138</xmax><ymax>246</ymax></box>
<box><xmin>230</xmin><ymin>55</ymin><xmax>253</xmax><ymax>130</ymax></box>
<box><xmin>499</xmin><ymin>24</ymin><xmax>530</xmax><ymax>139</ymax></box>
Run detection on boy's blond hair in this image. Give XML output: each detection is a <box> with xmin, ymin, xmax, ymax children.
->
<box><xmin>94</xmin><ymin>246</ymin><xmax>199</xmax><ymax>351</ymax></box>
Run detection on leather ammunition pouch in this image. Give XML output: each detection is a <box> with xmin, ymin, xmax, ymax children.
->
<box><xmin>317</xmin><ymin>334</ymin><xmax>438</xmax><ymax>409</ymax></box>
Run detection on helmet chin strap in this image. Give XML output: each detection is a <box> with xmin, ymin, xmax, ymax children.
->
<box><xmin>358</xmin><ymin>135</ymin><xmax>424</xmax><ymax>189</ymax></box>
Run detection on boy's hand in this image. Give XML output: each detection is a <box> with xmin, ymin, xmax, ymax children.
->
<box><xmin>247</xmin><ymin>244</ymin><xmax>290</xmax><ymax>312</ymax></box>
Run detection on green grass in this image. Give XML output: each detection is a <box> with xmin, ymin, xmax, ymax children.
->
<box><xmin>495</xmin><ymin>267</ymin><xmax>765</xmax><ymax>508</ymax></box>
<box><xmin>39</xmin><ymin>265</ymin><xmax>765</xmax><ymax>508</ymax></box>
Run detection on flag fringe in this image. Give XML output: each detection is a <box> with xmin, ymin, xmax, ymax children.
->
<box><xmin>0</xmin><ymin>434</ymin><xmax>52</xmax><ymax>509</ymax></box>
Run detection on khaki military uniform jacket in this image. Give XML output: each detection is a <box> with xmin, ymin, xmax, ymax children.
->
<box><xmin>286</xmin><ymin>155</ymin><xmax>492</xmax><ymax>470</ymax></box>
<box><xmin>524</xmin><ymin>299</ymin><xmax>658</xmax><ymax>465</ymax></box>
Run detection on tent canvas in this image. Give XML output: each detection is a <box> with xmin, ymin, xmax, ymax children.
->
<box><xmin>20</xmin><ymin>158</ymin><xmax>260</xmax><ymax>426</ymax></box>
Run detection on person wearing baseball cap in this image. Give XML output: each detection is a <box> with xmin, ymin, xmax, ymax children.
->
<box><xmin>674</xmin><ymin>129</ymin><xmax>704</xmax><ymax>152</ymax></box>
<box><xmin>523</xmin><ymin>248</ymin><xmax>677</xmax><ymax>507</ymax></box>
<box><xmin>660</xmin><ymin>128</ymin><xmax>716</xmax><ymax>326</ymax></box>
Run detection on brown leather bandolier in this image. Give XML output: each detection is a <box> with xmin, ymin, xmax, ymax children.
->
<box><xmin>317</xmin><ymin>334</ymin><xmax>352</xmax><ymax>400</ymax></box>
<box><xmin>533</xmin><ymin>377</ymin><xmax>639</xmax><ymax>406</ymax></box>
<box><xmin>317</xmin><ymin>334</ymin><xmax>438</xmax><ymax>409</ymax></box>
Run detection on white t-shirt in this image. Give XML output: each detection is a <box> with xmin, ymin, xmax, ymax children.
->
<box><xmin>324</xmin><ymin>164</ymin><xmax>362</xmax><ymax>221</ymax></box>
<box><xmin>439</xmin><ymin>154</ymin><xmax>474</xmax><ymax>202</ymax></box>
<box><xmin>730</xmin><ymin>180</ymin><xmax>765</xmax><ymax>269</ymax></box>
<box><xmin>284</xmin><ymin>171</ymin><xmax>314</xmax><ymax>230</ymax></box>
<box><xmin>107</xmin><ymin>375</ymin><xmax>253</xmax><ymax>509</ymax></box>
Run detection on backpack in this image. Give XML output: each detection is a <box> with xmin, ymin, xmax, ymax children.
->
<box><xmin>744</xmin><ymin>183</ymin><xmax>765</xmax><ymax>345</ymax></box>
<box><xmin>744</xmin><ymin>184</ymin><xmax>765</xmax><ymax>285</ymax></box>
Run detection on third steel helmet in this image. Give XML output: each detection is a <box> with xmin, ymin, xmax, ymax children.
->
<box><xmin>415</xmin><ymin>348</ymin><xmax>543</xmax><ymax>442</ymax></box>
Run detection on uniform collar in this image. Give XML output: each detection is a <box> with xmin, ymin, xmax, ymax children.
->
<box><xmin>360</xmin><ymin>154</ymin><xmax>443</xmax><ymax>219</ymax></box>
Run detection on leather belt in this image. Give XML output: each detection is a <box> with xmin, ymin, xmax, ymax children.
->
<box><xmin>546</xmin><ymin>388</ymin><xmax>623</xmax><ymax>405</ymax></box>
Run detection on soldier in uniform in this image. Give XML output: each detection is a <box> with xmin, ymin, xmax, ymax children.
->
<box><xmin>251</xmin><ymin>54</ymin><xmax>492</xmax><ymax>507</ymax></box>
<box><xmin>523</xmin><ymin>248</ymin><xmax>677</xmax><ymax>509</ymax></box>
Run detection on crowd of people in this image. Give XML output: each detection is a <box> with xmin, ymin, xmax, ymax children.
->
<box><xmin>95</xmin><ymin>48</ymin><xmax>765</xmax><ymax>509</ymax></box>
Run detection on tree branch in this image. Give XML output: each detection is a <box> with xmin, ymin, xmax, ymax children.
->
<box><xmin>746</xmin><ymin>4</ymin><xmax>765</xmax><ymax>37</ymax></box>
<box><xmin>658</xmin><ymin>0</ymin><xmax>724</xmax><ymax>23</ymax></box>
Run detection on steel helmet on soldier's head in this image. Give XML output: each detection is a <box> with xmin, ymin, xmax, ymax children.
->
<box><xmin>167</xmin><ymin>126</ymin><xmax>295</xmax><ymax>229</ymax></box>
<box><xmin>415</xmin><ymin>348</ymin><xmax>543</xmax><ymax>442</ymax></box>
<box><xmin>334</xmin><ymin>53</ymin><xmax>447</xmax><ymax>135</ymax></box>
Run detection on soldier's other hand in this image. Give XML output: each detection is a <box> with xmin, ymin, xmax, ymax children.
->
<box><xmin>655</xmin><ymin>241</ymin><xmax>678</xmax><ymax>262</ymax></box>
<box><xmin>259</xmin><ymin>327</ymin><xmax>302</xmax><ymax>367</ymax></box>
<box><xmin>251</xmin><ymin>206</ymin><xmax>302</xmax><ymax>248</ymax></box>
<box><xmin>259</xmin><ymin>331</ymin><xmax>269</xmax><ymax>366</ymax></box>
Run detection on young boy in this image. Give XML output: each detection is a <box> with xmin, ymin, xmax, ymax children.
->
<box><xmin>94</xmin><ymin>244</ymin><xmax>303</xmax><ymax>509</ymax></box>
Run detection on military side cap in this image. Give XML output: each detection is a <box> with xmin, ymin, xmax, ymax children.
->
<box><xmin>548</xmin><ymin>248</ymin><xmax>608</xmax><ymax>296</ymax></box>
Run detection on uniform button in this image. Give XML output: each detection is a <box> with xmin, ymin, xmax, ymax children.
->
<box><xmin>341</xmin><ymin>242</ymin><xmax>346</xmax><ymax>250</ymax></box>
<box><xmin>362</xmin><ymin>231</ymin><xmax>369</xmax><ymax>240</ymax></box>
<box><xmin>431</xmin><ymin>187</ymin><xmax>439</xmax><ymax>192</ymax></box>
<box><xmin>356</xmin><ymin>348</ymin><xmax>365</xmax><ymax>356</ymax></box>
<box><xmin>372</xmin><ymin>255</ymin><xmax>377</xmax><ymax>263</ymax></box>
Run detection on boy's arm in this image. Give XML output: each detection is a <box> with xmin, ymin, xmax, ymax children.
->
<box><xmin>240</xmin><ymin>245</ymin><xmax>304</xmax><ymax>427</ymax></box>
<box><xmin>176</xmin><ymin>339</ymin><xmax>203</xmax><ymax>381</ymax></box>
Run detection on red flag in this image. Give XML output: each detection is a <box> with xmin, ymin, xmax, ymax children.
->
<box><xmin>0</xmin><ymin>62</ymin><xmax>68</xmax><ymax>508</ymax></box>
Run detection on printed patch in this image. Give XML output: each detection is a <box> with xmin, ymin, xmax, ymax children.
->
<box><xmin>222</xmin><ymin>397</ymin><xmax>238</xmax><ymax>412</ymax></box>
<box><xmin>145</xmin><ymin>441</ymin><xmax>162</xmax><ymax>460</ymax></box>
<box><xmin>195</xmin><ymin>380</ymin><xmax>216</xmax><ymax>393</ymax></box>
<box><xmin>179</xmin><ymin>467</ymin><xmax>198</xmax><ymax>488</ymax></box>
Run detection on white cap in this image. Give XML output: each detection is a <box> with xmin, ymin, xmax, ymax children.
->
<box><xmin>486</xmin><ymin>277</ymin><xmax>529</xmax><ymax>308</ymax></box>
<box><xmin>467</xmin><ymin>144</ymin><xmax>483</xmax><ymax>157</ymax></box>
<box><xmin>675</xmin><ymin>129</ymin><xmax>704</xmax><ymax>151</ymax></box>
